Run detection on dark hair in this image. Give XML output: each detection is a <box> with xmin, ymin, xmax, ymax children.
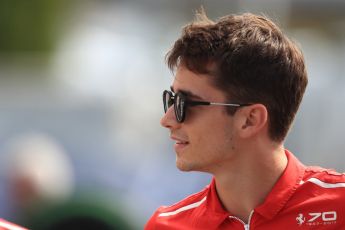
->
<box><xmin>166</xmin><ymin>10</ymin><xmax>308</xmax><ymax>142</ymax></box>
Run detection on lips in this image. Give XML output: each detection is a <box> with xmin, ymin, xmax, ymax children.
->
<box><xmin>176</xmin><ymin>140</ymin><xmax>189</xmax><ymax>144</ymax></box>
<box><xmin>171</xmin><ymin>135</ymin><xmax>189</xmax><ymax>144</ymax></box>
<box><xmin>171</xmin><ymin>135</ymin><xmax>189</xmax><ymax>152</ymax></box>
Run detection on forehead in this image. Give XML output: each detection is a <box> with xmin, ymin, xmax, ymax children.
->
<box><xmin>171</xmin><ymin>65</ymin><xmax>226</xmax><ymax>101</ymax></box>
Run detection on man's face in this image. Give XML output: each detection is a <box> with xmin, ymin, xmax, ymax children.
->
<box><xmin>160</xmin><ymin>65</ymin><xmax>239</xmax><ymax>173</ymax></box>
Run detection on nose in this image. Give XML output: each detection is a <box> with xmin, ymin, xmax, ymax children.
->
<box><xmin>160</xmin><ymin>106</ymin><xmax>179</xmax><ymax>129</ymax></box>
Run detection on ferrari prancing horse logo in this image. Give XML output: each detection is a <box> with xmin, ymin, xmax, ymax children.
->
<box><xmin>296</xmin><ymin>211</ymin><xmax>337</xmax><ymax>226</ymax></box>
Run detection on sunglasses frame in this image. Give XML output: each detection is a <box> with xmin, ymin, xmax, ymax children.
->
<box><xmin>163</xmin><ymin>90</ymin><xmax>252</xmax><ymax>122</ymax></box>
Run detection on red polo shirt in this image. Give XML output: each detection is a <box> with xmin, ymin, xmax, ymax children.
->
<box><xmin>0</xmin><ymin>219</ymin><xmax>27</xmax><ymax>230</ymax></box>
<box><xmin>145</xmin><ymin>150</ymin><xmax>345</xmax><ymax>229</ymax></box>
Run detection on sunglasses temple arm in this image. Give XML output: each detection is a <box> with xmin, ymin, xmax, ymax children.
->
<box><xmin>209</xmin><ymin>102</ymin><xmax>241</xmax><ymax>107</ymax></box>
<box><xmin>186</xmin><ymin>101</ymin><xmax>211</xmax><ymax>106</ymax></box>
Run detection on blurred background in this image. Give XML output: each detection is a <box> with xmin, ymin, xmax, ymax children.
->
<box><xmin>0</xmin><ymin>0</ymin><xmax>345</xmax><ymax>229</ymax></box>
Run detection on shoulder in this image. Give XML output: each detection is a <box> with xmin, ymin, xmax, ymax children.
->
<box><xmin>283</xmin><ymin>167</ymin><xmax>345</xmax><ymax>226</ymax></box>
<box><xmin>156</xmin><ymin>185</ymin><xmax>209</xmax><ymax>216</ymax></box>
<box><xmin>302</xmin><ymin>166</ymin><xmax>345</xmax><ymax>188</ymax></box>
<box><xmin>294</xmin><ymin>166</ymin><xmax>345</xmax><ymax>202</ymax></box>
<box><xmin>144</xmin><ymin>185</ymin><xmax>209</xmax><ymax>230</ymax></box>
<box><xmin>0</xmin><ymin>219</ymin><xmax>27</xmax><ymax>230</ymax></box>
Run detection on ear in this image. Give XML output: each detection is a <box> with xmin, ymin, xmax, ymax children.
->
<box><xmin>237</xmin><ymin>104</ymin><xmax>268</xmax><ymax>139</ymax></box>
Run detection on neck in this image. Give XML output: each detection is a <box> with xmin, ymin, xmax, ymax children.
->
<box><xmin>213</xmin><ymin>143</ymin><xmax>287</xmax><ymax>223</ymax></box>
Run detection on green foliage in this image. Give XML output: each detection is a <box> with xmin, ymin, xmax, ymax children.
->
<box><xmin>0</xmin><ymin>0</ymin><xmax>70</xmax><ymax>53</ymax></box>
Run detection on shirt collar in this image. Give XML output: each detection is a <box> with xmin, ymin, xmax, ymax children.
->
<box><xmin>254</xmin><ymin>149</ymin><xmax>305</xmax><ymax>219</ymax></box>
<box><xmin>204</xmin><ymin>177</ymin><xmax>229</xmax><ymax>225</ymax></box>
<box><xmin>205</xmin><ymin>149</ymin><xmax>305</xmax><ymax>220</ymax></box>
<box><xmin>207</xmin><ymin>178</ymin><xmax>228</xmax><ymax>215</ymax></box>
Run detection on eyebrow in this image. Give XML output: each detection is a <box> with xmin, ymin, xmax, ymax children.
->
<box><xmin>170</xmin><ymin>86</ymin><xmax>204</xmax><ymax>100</ymax></box>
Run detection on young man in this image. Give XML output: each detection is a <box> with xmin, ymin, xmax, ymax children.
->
<box><xmin>145</xmin><ymin>10</ymin><xmax>345</xmax><ymax>229</ymax></box>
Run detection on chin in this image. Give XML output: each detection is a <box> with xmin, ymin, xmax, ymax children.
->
<box><xmin>176</xmin><ymin>161</ymin><xmax>194</xmax><ymax>172</ymax></box>
<box><xmin>176</xmin><ymin>159</ymin><xmax>203</xmax><ymax>172</ymax></box>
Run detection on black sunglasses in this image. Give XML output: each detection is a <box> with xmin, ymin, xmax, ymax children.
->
<box><xmin>163</xmin><ymin>90</ymin><xmax>252</xmax><ymax>122</ymax></box>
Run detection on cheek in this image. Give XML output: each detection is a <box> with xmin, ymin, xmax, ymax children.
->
<box><xmin>209</xmin><ymin>117</ymin><xmax>236</xmax><ymax>151</ymax></box>
<box><xmin>186</xmin><ymin>108</ymin><xmax>236</xmax><ymax>151</ymax></box>
<box><xmin>192</xmin><ymin>120</ymin><xmax>234</xmax><ymax>151</ymax></box>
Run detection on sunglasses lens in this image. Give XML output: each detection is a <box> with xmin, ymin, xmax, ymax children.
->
<box><xmin>175</xmin><ymin>93</ymin><xmax>185</xmax><ymax>122</ymax></box>
<box><xmin>162</xmin><ymin>90</ymin><xmax>186</xmax><ymax>122</ymax></box>
<box><xmin>163</xmin><ymin>90</ymin><xmax>173</xmax><ymax>113</ymax></box>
